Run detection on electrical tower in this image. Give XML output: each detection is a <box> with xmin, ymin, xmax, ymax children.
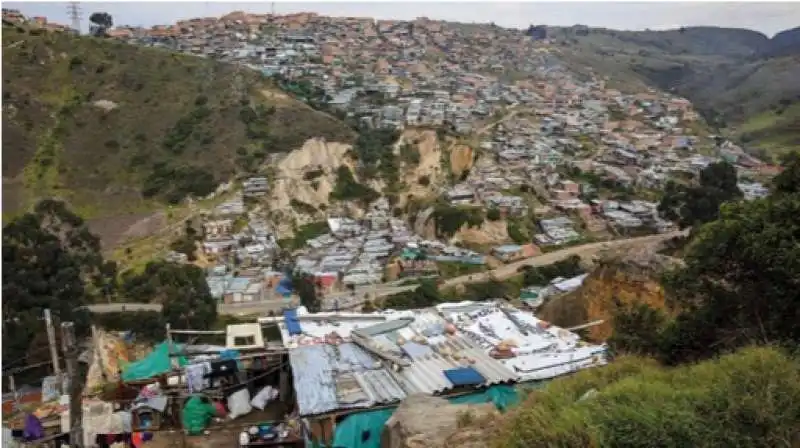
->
<box><xmin>67</xmin><ymin>2</ymin><xmax>82</xmax><ymax>34</ymax></box>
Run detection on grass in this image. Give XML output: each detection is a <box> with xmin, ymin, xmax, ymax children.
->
<box><xmin>2</xmin><ymin>25</ymin><xmax>354</xmax><ymax>231</ymax></box>
<box><xmin>736</xmin><ymin>102</ymin><xmax>800</xmax><ymax>156</ymax></box>
<box><xmin>481</xmin><ymin>346</ymin><xmax>800</xmax><ymax>448</ymax></box>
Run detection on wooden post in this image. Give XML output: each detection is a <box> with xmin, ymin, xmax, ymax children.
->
<box><xmin>8</xmin><ymin>375</ymin><xmax>17</xmax><ymax>412</ymax></box>
<box><xmin>44</xmin><ymin>309</ymin><xmax>61</xmax><ymax>377</ymax></box>
<box><xmin>61</xmin><ymin>322</ymin><xmax>84</xmax><ymax>448</ymax></box>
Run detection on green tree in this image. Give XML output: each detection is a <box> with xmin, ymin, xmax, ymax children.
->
<box><xmin>773</xmin><ymin>151</ymin><xmax>800</xmax><ymax>195</ymax></box>
<box><xmin>2</xmin><ymin>200</ymin><xmax>106</xmax><ymax>364</ymax></box>
<box><xmin>656</xmin><ymin>194</ymin><xmax>800</xmax><ymax>364</ymax></box>
<box><xmin>607</xmin><ymin>302</ymin><xmax>667</xmax><ymax>357</ymax></box>
<box><xmin>122</xmin><ymin>261</ymin><xmax>217</xmax><ymax>330</ymax></box>
<box><xmin>89</xmin><ymin>12</ymin><xmax>113</xmax><ymax>37</ymax></box>
<box><xmin>292</xmin><ymin>273</ymin><xmax>320</xmax><ymax>312</ymax></box>
<box><xmin>658</xmin><ymin>161</ymin><xmax>743</xmax><ymax>229</ymax></box>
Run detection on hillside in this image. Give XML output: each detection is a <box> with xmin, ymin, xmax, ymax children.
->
<box><xmin>460</xmin><ymin>346</ymin><xmax>800</xmax><ymax>447</ymax></box>
<box><xmin>1</xmin><ymin>25</ymin><xmax>355</xmax><ymax>242</ymax></box>
<box><xmin>548</xmin><ymin>25</ymin><xmax>800</xmax><ymax>153</ymax></box>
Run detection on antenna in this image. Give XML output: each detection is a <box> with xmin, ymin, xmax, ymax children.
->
<box><xmin>67</xmin><ymin>1</ymin><xmax>82</xmax><ymax>34</ymax></box>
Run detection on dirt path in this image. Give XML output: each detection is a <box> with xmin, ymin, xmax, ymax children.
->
<box><xmin>441</xmin><ymin>229</ymin><xmax>688</xmax><ymax>288</ymax></box>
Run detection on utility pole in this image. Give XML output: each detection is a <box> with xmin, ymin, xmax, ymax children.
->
<box><xmin>44</xmin><ymin>309</ymin><xmax>62</xmax><ymax>377</ymax></box>
<box><xmin>62</xmin><ymin>322</ymin><xmax>84</xmax><ymax>448</ymax></box>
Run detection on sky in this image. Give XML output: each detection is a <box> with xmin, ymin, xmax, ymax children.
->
<box><xmin>6</xmin><ymin>1</ymin><xmax>799</xmax><ymax>37</ymax></box>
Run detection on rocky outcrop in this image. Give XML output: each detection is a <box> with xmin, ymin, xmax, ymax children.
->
<box><xmin>537</xmin><ymin>247</ymin><xmax>682</xmax><ymax>342</ymax></box>
<box><xmin>382</xmin><ymin>395</ymin><xmax>498</xmax><ymax>448</ymax></box>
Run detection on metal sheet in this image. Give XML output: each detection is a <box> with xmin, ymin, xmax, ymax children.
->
<box><xmin>288</xmin><ymin>343</ymin><xmax>406</xmax><ymax>416</ymax></box>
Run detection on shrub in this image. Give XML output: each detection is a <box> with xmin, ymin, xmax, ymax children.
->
<box><xmin>492</xmin><ymin>347</ymin><xmax>800</xmax><ymax>448</ymax></box>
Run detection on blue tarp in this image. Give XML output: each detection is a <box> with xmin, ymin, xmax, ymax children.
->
<box><xmin>284</xmin><ymin>308</ymin><xmax>302</xmax><ymax>335</ymax></box>
<box><xmin>443</xmin><ymin>367</ymin><xmax>485</xmax><ymax>386</ymax></box>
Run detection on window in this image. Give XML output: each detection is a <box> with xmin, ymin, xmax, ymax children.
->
<box><xmin>233</xmin><ymin>335</ymin><xmax>256</xmax><ymax>347</ymax></box>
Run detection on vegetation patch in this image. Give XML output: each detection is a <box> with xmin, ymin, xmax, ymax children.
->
<box><xmin>432</xmin><ymin>203</ymin><xmax>485</xmax><ymax>237</ymax></box>
<box><xmin>490</xmin><ymin>347</ymin><xmax>800</xmax><ymax>448</ymax></box>
<box><xmin>330</xmin><ymin>165</ymin><xmax>380</xmax><ymax>205</ymax></box>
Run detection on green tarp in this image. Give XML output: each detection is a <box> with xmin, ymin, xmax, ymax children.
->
<box><xmin>331</xmin><ymin>408</ymin><xmax>394</xmax><ymax>448</ymax></box>
<box><xmin>121</xmin><ymin>341</ymin><xmax>187</xmax><ymax>381</ymax></box>
<box><xmin>182</xmin><ymin>395</ymin><xmax>217</xmax><ymax>435</ymax></box>
<box><xmin>332</xmin><ymin>385</ymin><xmax>521</xmax><ymax>448</ymax></box>
<box><xmin>448</xmin><ymin>384</ymin><xmax>520</xmax><ymax>411</ymax></box>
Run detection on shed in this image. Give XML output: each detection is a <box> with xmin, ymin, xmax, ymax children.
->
<box><xmin>225</xmin><ymin>323</ymin><xmax>265</xmax><ymax>350</ymax></box>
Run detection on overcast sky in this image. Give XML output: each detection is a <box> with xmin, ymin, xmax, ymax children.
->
<box><xmin>6</xmin><ymin>2</ymin><xmax>799</xmax><ymax>37</ymax></box>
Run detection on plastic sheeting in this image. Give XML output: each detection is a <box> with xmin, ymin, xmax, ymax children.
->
<box><xmin>331</xmin><ymin>385</ymin><xmax>521</xmax><ymax>448</ymax></box>
<box><xmin>284</xmin><ymin>309</ymin><xmax>302</xmax><ymax>335</ymax></box>
<box><xmin>443</xmin><ymin>367</ymin><xmax>485</xmax><ymax>387</ymax></box>
<box><xmin>332</xmin><ymin>408</ymin><xmax>394</xmax><ymax>448</ymax></box>
<box><xmin>182</xmin><ymin>395</ymin><xmax>217</xmax><ymax>435</ymax></box>
<box><xmin>121</xmin><ymin>342</ymin><xmax>186</xmax><ymax>382</ymax></box>
<box><xmin>448</xmin><ymin>384</ymin><xmax>519</xmax><ymax>412</ymax></box>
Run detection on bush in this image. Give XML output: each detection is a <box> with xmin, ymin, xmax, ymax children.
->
<box><xmin>418</xmin><ymin>175</ymin><xmax>430</xmax><ymax>186</ymax></box>
<box><xmin>290</xmin><ymin>199</ymin><xmax>317</xmax><ymax>215</ymax></box>
<box><xmin>141</xmin><ymin>163</ymin><xmax>216</xmax><ymax>203</ymax></box>
<box><xmin>432</xmin><ymin>203</ymin><xmax>485</xmax><ymax>237</ymax></box>
<box><xmin>91</xmin><ymin>311</ymin><xmax>165</xmax><ymax>342</ymax></box>
<box><xmin>487</xmin><ymin>208</ymin><xmax>502</xmax><ymax>221</ymax></box>
<box><xmin>330</xmin><ymin>165</ymin><xmax>379</xmax><ymax>205</ymax></box>
<box><xmin>492</xmin><ymin>347</ymin><xmax>800</xmax><ymax>448</ymax></box>
<box><xmin>522</xmin><ymin>255</ymin><xmax>583</xmax><ymax>286</ymax></box>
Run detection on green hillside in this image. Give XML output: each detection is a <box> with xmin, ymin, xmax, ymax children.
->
<box><xmin>549</xmin><ymin>26</ymin><xmax>800</xmax><ymax>153</ymax></box>
<box><xmin>1</xmin><ymin>25</ymin><xmax>354</xmax><ymax>225</ymax></box>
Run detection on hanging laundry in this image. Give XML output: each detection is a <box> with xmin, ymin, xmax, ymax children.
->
<box><xmin>23</xmin><ymin>414</ymin><xmax>44</xmax><ymax>441</ymax></box>
<box><xmin>185</xmin><ymin>362</ymin><xmax>211</xmax><ymax>393</ymax></box>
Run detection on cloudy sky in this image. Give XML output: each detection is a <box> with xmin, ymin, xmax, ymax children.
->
<box><xmin>6</xmin><ymin>2</ymin><xmax>799</xmax><ymax>37</ymax></box>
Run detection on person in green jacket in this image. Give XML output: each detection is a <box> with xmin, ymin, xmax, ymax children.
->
<box><xmin>182</xmin><ymin>395</ymin><xmax>218</xmax><ymax>435</ymax></box>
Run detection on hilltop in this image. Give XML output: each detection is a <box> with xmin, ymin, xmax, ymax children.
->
<box><xmin>546</xmin><ymin>25</ymin><xmax>800</xmax><ymax>155</ymax></box>
<box><xmin>1</xmin><ymin>24</ymin><xmax>355</xmax><ymax>244</ymax></box>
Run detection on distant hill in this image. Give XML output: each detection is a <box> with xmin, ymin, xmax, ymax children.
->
<box><xmin>549</xmin><ymin>25</ymin><xmax>800</xmax><ymax>155</ymax></box>
<box><xmin>1</xmin><ymin>24</ymin><xmax>355</xmax><ymax>224</ymax></box>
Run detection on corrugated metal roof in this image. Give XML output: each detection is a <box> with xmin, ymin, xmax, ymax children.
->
<box><xmin>288</xmin><ymin>343</ymin><xmax>406</xmax><ymax>416</ymax></box>
<box><xmin>394</xmin><ymin>335</ymin><xmax>518</xmax><ymax>395</ymax></box>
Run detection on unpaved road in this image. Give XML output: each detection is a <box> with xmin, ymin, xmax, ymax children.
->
<box><xmin>441</xmin><ymin>229</ymin><xmax>688</xmax><ymax>288</ymax></box>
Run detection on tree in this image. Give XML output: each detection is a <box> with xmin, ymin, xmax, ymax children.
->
<box><xmin>658</xmin><ymin>161</ymin><xmax>742</xmax><ymax>229</ymax></box>
<box><xmin>292</xmin><ymin>273</ymin><xmax>320</xmax><ymax>312</ymax></box>
<box><xmin>2</xmin><ymin>200</ymin><xmax>105</xmax><ymax>364</ymax></box>
<box><xmin>656</xmin><ymin>194</ymin><xmax>800</xmax><ymax>364</ymax></box>
<box><xmin>89</xmin><ymin>12</ymin><xmax>113</xmax><ymax>37</ymax></box>
<box><xmin>773</xmin><ymin>151</ymin><xmax>800</xmax><ymax>195</ymax></box>
<box><xmin>607</xmin><ymin>302</ymin><xmax>667</xmax><ymax>357</ymax></box>
<box><xmin>122</xmin><ymin>261</ymin><xmax>217</xmax><ymax>330</ymax></box>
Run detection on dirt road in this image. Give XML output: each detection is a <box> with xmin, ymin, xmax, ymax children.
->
<box><xmin>441</xmin><ymin>229</ymin><xmax>688</xmax><ymax>288</ymax></box>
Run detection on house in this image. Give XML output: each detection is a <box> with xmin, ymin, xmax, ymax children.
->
<box><xmin>398</xmin><ymin>260</ymin><xmax>439</xmax><ymax>278</ymax></box>
<box><xmin>492</xmin><ymin>244</ymin><xmax>531</xmax><ymax>263</ymax></box>
<box><xmin>243</xmin><ymin>177</ymin><xmax>269</xmax><ymax>197</ymax></box>
<box><xmin>225</xmin><ymin>323</ymin><xmax>265</xmax><ymax>349</ymax></box>
<box><xmin>223</xmin><ymin>277</ymin><xmax>266</xmax><ymax>304</ymax></box>
<box><xmin>446</xmin><ymin>185</ymin><xmax>475</xmax><ymax>204</ymax></box>
<box><xmin>204</xmin><ymin>219</ymin><xmax>233</xmax><ymax>238</ymax></box>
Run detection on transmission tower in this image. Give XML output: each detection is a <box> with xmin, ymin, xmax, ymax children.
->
<box><xmin>67</xmin><ymin>2</ymin><xmax>82</xmax><ymax>34</ymax></box>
